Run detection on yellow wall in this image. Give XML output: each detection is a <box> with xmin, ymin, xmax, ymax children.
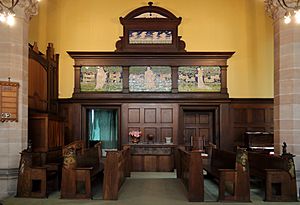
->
<box><xmin>29</xmin><ymin>0</ymin><xmax>274</xmax><ymax>98</ymax></box>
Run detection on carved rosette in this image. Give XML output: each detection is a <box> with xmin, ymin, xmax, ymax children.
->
<box><xmin>17</xmin><ymin>0</ymin><xmax>39</xmax><ymax>21</ymax></box>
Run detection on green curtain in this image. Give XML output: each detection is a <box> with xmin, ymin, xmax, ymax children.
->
<box><xmin>88</xmin><ymin>109</ymin><xmax>118</xmax><ymax>149</ymax></box>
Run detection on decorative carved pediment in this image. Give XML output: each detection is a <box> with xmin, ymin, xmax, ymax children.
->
<box><xmin>116</xmin><ymin>2</ymin><xmax>186</xmax><ymax>52</ymax></box>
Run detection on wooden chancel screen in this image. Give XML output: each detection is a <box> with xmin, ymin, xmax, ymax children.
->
<box><xmin>65</xmin><ymin>2</ymin><xmax>234</xmax><ymax>152</ymax></box>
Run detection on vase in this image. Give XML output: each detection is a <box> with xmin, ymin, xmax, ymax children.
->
<box><xmin>147</xmin><ymin>134</ymin><xmax>154</xmax><ymax>143</ymax></box>
<box><xmin>131</xmin><ymin>135</ymin><xmax>140</xmax><ymax>144</ymax></box>
<box><xmin>165</xmin><ymin>137</ymin><xmax>172</xmax><ymax>144</ymax></box>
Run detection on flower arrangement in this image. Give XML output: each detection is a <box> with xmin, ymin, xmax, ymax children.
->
<box><xmin>129</xmin><ymin>130</ymin><xmax>142</xmax><ymax>143</ymax></box>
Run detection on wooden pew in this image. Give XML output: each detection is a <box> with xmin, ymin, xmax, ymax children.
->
<box><xmin>248</xmin><ymin>152</ymin><xmax>297</xmax><ymax>201</ymax></box>
<box><xmin>103</xmin><ymin>145</ymin><xmax>131</xmax><ymax>200</ymax></box>
<box><xmin>176</xmin><ymin>146</ymin><xmax>204</xmax><ymax>202</ymax></box>
<box><xmin>60</xmin><ymin>140</ymin><xmax>103</xmax><ymax>199</ymax></box>
<box><xmin>203</xmin><ymin>146</ymin><xmax>250</xmax><ymax>202</ymax></box>
<box><xmin>17</xmin><ymin>150</ymin><xmax>60</xmax><ymax>198</ymax></box>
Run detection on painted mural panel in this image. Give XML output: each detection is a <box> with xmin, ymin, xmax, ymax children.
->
<box><xmin>129</xmin><ymin>66</ymin><xmax>172</xmax><ymax>92</ymax></box>
<box><xmin>178</xmin><ymin>66</ymin><xmax>221</xmax><ymax>92</ymax></box>
<box><xmin>129</xmin><ymin>30</ymin><xmax>172</xmax><ymax>44</ymax></box>
<box><xmin>80</xmin><ymin>66</ymin><xmax>122</xmax><ymax>92</ymax></box>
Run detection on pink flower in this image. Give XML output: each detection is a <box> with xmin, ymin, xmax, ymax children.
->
<box><xmin>129</xmin><ymin>130</ymin><xmax>142</xmax><ymax>138</ymax></box>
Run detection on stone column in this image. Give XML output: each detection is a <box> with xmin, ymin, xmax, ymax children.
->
<box><xmin>0</xmin><ymin>0</ymin><xmax>38</xmax><ymax>199</ymax></box>
<box><xmin>265</xmin><ymin>0</ymin><xmax>300</xmax><ymax>195</ymax></box>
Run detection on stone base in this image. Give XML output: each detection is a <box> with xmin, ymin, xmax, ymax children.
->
<box><xmin>0</xmin><ymin>169</ymin><xmax>18</xmax><ymax>200</ymax></box>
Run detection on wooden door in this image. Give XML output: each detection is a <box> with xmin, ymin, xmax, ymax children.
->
<box><xmin>183</xmin><ymin>111</ymin><xmax>214</xmax><ymax>148</ymax></box>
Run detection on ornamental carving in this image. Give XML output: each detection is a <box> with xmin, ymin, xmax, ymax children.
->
<box><xmin>264</xmin><ymin>0</ymin><xmax>296</xmax><ymax>20</ymax></box>
<box><xmin>264</xmin><ymin>0</ymin><xmax>279</xmax><ymax>19</ymax></box>
<box><xmin>18</xmin><ymin>0</ymin><xmax>39</xmax><ymax>20</ymax></box>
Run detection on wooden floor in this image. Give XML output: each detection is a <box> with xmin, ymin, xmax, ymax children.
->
<box><xmin>1</xmin><ymin>172</ymin><xmax>299</xmax><ymax>205</ymax></box>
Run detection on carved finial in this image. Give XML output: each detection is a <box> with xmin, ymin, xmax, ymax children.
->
<box><xmin>8</xmin><ymin>77</ymin><xmax>11</xmax><ymax>82</ymax></box>
<box><xmin>33</xmin><ymin>42</ymin><xmax>39</xmax><ymax>52</ymax></box>
<box><xmin>148</xmin><ymin>2</ymin><xmax>153</xmax><ymax>7</ymax></box>
<box><xmin>47</xmin><ymin>43</ymin><xmax>54</xmax><ymax>59</ymax></box>
<box><xmin>282</xmin><ymin>142</ymin><xmax>287</xmax><ymax>155</ymax></box>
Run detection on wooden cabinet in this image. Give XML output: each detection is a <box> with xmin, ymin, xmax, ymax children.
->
<box><xmin>29</xmin><ymin>114</ymin><xmax>64</xmax><ymax>152</ymax></box>
<box><xmin>128</xmin><ymin>144</ymin><xmax>175</xmax><ymax>172</ymax></box>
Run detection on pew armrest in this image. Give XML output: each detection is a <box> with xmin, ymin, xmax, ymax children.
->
<box><xmin>219</xmin><ymin>169</ymin><xmax>236</xmax><ymax>173</ymax></box>
<box><xmin>75</xmin><ymin>167</ymin><xmax>93</xmax><ymax>170</ymax></box>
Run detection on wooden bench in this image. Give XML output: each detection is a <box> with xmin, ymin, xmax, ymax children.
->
<box><xmin>176</xmin><ymin>146</ymin><xmax>204</xmax><ymax>202</ymax></box>
<box><xmin>60</xmin><ymin>140</ymin><xmax>103</xmax><ymax>199</ymax></box>
<box><xmin>248</xmin><ymin>151</ymin><xmax>297</xmax><ymax>201</ymax></box>
<box><xmin>17</xmin><ymin>150</ymin><xmax>61</xmax><ymax>198</ymax></box>
<box><xmin>103</xmin><ymin>145</ymin><xmax>131</xmax><ymax>200</ymax></box>
<box><xmin>203</xmin><ymin>145</ymin><xmax>250</xmax><ymax>202</ymax></box>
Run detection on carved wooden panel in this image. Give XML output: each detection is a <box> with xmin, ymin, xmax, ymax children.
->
<box><xmin>161</xmin><ymin>108</ymin><xmax>173</xmax><ymax>123</ymax></box>
<box><xmin>160</xmin><ymin>128</ymin><xmax>173</xmax><ymax>143</ymax></box>
<box><xmin>230</xmin><ymin>101</ymin><xmax>274</xmax><ymax>148</ymax></box>
<box><xmin>183</xmin><ymin>111</ymin><xmax>214</xmax><ymax>146</ymax></box>
<box><xmin>184</xmin><ymin>128</ymin><xmax>196</xmax><ymax>141</ymax></box>
<box><xmin>28</xmin><ymin>59</ymin><xmax>47</xmax><ymax>111</ymax></box>
<box><xmin>128</xmin><ymin>108</ymin><xmax>140</xmax><ymax>123</ymax></box>
<box><xmin>29</xmin><ymin>114</ymin><xmax>64</xmax><ymax>152</ymax></box>
<box><xmin>144</xmin><ymin>108</ymin><xmax>156</xmax><ymax>123</ymax></box>
<box><xmin>123</xmin><ymin>103</ymin><xmax>178</xmax><ymax>144</ymax></box>
<box><xmin>28</xmin><ymin>43</ymin><xmax>59</xmax><ymax>113</ymax></box>
<box><xmin>184</xmin><ymin>113</ymin><xmax>196</xmax><ymax>124</ymax></box>
<box><xmin>199</xmin><ymin>128</ymin><xmax>209</xmax><ymax>141</ymax></box>
<box><xmin>0</xmin><ymin>81</ymin><xmax>19</xmax><ymax>122</ymax></box>
<box><xmin>199</xmin><ymin>115</ymin><xmax>209</xmax><ymax>124</ymax></box>
<box><xmin>144</xmin><ymin>156</ymin><xmax>157</xmax><ymax>171</ymax></box>
<box><xmin>144</xmin><ymin>127</ymin><xmax>157</xmax><ymax>142</ymax></box>
<box><xmin>234</xmin><ymin>109</ymin><xmax>247</xmax><ymax>123</ymax></box>
<box><xmin>131</xmin><ymin>155</ymin><xmax>143</xmax><ymax>171</ymax></box>
<box><xmin>252</xmin><ymin>109</ymin><xmax>265</xmax><ymax>123</ymax></box>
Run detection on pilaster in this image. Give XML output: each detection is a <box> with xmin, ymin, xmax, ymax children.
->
<box><xmin>0</xmin><ymin>0</ymin><xmax>38</xmax><ymax>199</ymax></box>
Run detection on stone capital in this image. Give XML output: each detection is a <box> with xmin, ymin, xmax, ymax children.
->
<box><xmin>265</xmin><ymin>0</ymin><xmax>300</xmax><ymax>22</ymax></box>
<box><xmin>16</xmin><ymin>0</ymin><xmax>39</xmax><ymax>21</ymax></box>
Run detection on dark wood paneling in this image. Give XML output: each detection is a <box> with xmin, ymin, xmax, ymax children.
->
<box><xmin>29</xmin><ymin>113</ymin><xmax>64</xmax><ymax>152</ymax></box>
<box><xmin>123</xmin><ymin>103</ymin><xmax>178</xmax><ymax>144</ymax></box>
<box><xmin>144</xmin><ymin>127</ymin><xmax>157</xmax><ymax>142</ymax></box>
<box><xmin>183</xmin><ymin>111</ymin><xmax>214</xmax><ymax>147</ymax></box>
<box><xmin>161</xmin><ymin>108</ymin><xmax>173</xmax><ymax>123</ymax></box>
<box><xmin>160</xmin><ymin>128</ymin><xmax>173</xmax><ymax>143</ymax></box>
<box><xmin>58</xmin><ymin>99</ymin><xmax>273</xmax><ymax>152</ymax></box>
<box><xmin>29</xmin><ymin>43</ymin><xmax>59</xmax><ymax>114</ymax></box>
<box><xmin>230</xmin><ymin>99</ymin><xmax>274</xmax><ymax>149</ymax></box>
<box><xmin>144</xmin><ymin>108</ymin><xmax>156</xmax><ymax>123</ymax></box>
<box><xmin>128</xmin><ymin>108</ymin><xmax>140</xmax><ymax>123</ymax></box>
